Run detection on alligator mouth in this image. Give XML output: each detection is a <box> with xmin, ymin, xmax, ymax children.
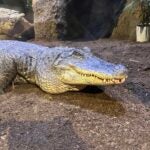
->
<box><xmin>71</xmin><ymin>65</ymin><xmax>127</xmax><ymax>84</ymax></box>
<box><xmin>77</xmin><ymin>71</ymin><xmax>126</xmax><ymax>84</ymax></box>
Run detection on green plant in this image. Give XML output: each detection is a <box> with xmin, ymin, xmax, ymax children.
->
<box><xmin>140</xmin><ymin>0</ymin><xmax>150</xmax><ymax>25</ymax></box>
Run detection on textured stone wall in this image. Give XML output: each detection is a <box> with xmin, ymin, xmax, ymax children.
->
<box><xmin>111</xmin><ymin>0</ymin><xmax>142</xmax><ymax>41</ymax></box>
<box><xmin>33</xmin><ymin>0</ymin><xmax>126</xmax><ymax>40</ymax></box>
<box><xmin>33</xmin><ymin>0</ymin><xmax>67</xmax><ymax>40</ymax></box>
<box><xmin>33</xmin><ymin>0</ymin><xmax>93</xmax><ymax>40</ymax></box>
<box><xmin>1</xmin><ymin>0</ymin><xmax>142</xmax><ymax>41</ymax></box>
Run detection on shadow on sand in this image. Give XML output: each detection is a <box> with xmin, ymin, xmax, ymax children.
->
<box><xmin>125</xmin><ymin>82</ymin><xmax>150</xmax><ymax>104</ymax></box>
<box><xmin>13</xmin><ymin>84</ymin><xmax>126</xmax><ymax>117</ymax></box>
<box><xmin>0</xmin><ymin>117</ymin><xmax>88</xmax><ymax>150</ymax></box>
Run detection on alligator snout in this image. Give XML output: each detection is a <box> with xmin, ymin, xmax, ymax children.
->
<box><xmin>114</xmin><ymin>64</ymin><xmax>128</xmax><ymax>78</ymax></box>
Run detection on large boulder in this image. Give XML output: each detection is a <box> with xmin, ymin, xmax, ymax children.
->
<box><xmin>0</xmin><ymin>7</ymin><xmax>34</xmax><ymax>40</ymax></box>
<box><xmin>111</xmin><ymin>0</ymin><xmax>142</xmax><ymax>41</ymax></box>
<box><xmin>33</xmin><ymin>0</ymin><xmax>126</xmax><ymax>40</ymax></box>
<box><xmin>33</xmin><ymin>0</ymin><xmax>94</xmax><ymax>40</ymax></box>
<box><xmin>0</xmin><ymin>0</ymin><xmax>33</xmax><ymax>22</ymax></box>
<box><xmin>33</xmin><ymin>0</ymin><xmax>67</xmax><ymax>40</ymax></box>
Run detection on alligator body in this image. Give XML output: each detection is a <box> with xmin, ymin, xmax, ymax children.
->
<box><xmin>0</xmin><ymin>40</ymin><xmax>127</xmax><ymax>94</ymax></box>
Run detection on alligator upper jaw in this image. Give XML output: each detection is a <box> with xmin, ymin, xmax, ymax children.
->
<box><xmin>73</xmin><ymin>70</ymin><xmax>127</xmax><ymax>85</ymax></box>
<box><xmin>62</xmin><ymin>65</ymin><xmax>127</xmax><ymax>85</ymax></box>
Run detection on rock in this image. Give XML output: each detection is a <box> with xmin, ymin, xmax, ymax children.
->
<box><xmin>0</xmin><ymin>35</ymin><xmax>10</xmax><ymax>40</ymax></box>
<box><xmin>0</xmin><ymin>0</ymin><xmax>142</xmax><ymax>41</ymax></box>
<box><xmin>11</xmin><ymin>17</ymin><xmax>34</xmax><ymax>41</ymax></box>
<box><xmin>111</xmin><ymin>0</ymin><xmax>142</xmax><ymax>41</ymax></box>
<box><xmin>33</xmin><ymin>0</ymin><xmax>67</xmax><ymax>40</ymax></box>
<box><xmin>33</xmin><ymin>0</ymin><xmax>126</xmax><ymax>40</ymax></box>
<box><xmin>0</xmin><ymin>0</ymin><xmax>26</xmax><ymax>12</ymax></box>
<box><xmin>33</xmin><ymin>0</ymin><xmax>95</xmax><ymax>40</ymax></box>
<box><xmin>0</xmin><ymin>0</ymin><xmax>32</xmax><ymax>13</ymax></box>
<box><xmin>0</xmin><ymin>7</ymin><xmax>24</xmax><ymax>39</ymax></box>
<box><xmin>0</xmin><ymin>0</ymin><xmax>33</xmax><ymax>23</ymax></box>
<box><xmin>0</xmin><ymin>7</ymin><xmax>34</xmax><ymax>40</ymax></box>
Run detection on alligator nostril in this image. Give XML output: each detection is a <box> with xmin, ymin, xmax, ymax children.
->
<box><xmin>115</xmin><ymin>64</ymin><xmax>125</xmax><ymax>70</ymax></box>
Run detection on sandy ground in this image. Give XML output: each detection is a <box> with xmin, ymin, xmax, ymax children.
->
<box><xmin>0</xmin><ymin>39</ymin><xmax>150</xmax><ymax>150</ymax></box>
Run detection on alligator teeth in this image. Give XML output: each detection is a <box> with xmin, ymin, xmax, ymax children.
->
<box><xmin>121</xmin><ymin>78</ymin><xmax>125</xmax><ymax>82</ymax></box>
<box><xmin>78</xmin><ymin>71</ymin><xmax>125</xmax><ymax>83</ymax></box>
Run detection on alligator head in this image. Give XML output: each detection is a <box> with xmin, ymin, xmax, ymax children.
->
<box><xmin>51</xmin><ymin>47</ymin><xmax>128</xmax><ymax>92</ymax></box>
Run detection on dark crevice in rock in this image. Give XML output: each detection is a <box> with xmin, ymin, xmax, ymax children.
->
<box><xmin>85</xmin><ymin>0</ymin><xmax>127</xmax><ymax>40</ymax></box>
<box><xmin>65</xmin><ymin>0</ymin><xmax>93</xmax><ymax>39</ymax></box>
<box><xmin>64</xmin><ymin>0</ymin><xmax>127</xmax><ymax>40</ymax></box>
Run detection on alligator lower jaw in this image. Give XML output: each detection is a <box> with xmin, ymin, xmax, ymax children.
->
<box><xmin>96</xmin><ymin>77</ymin><xmax>126</xmax><ymax>84</ymax></box>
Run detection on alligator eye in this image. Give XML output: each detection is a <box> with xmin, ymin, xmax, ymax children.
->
<box><xmin>72</xmin><ymin>51</ymin><xmax>83</xmax><ymax>58</ymax></box>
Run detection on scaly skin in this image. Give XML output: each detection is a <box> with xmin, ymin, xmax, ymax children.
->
<box><xmin>0</xmin><ymin>40</ymin><xmax>128</xmax><ymax>94</ymax></box>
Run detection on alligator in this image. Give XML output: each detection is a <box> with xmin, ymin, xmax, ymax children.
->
<box><xmin>0</xmin><ymin>40</ymin><xmax>128</xmax><ymax>94</ymax></box>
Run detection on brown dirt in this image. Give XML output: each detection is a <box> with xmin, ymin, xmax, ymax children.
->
<box><xmin>0</xmin><ymin>39</ymin><xmax>150</xmax><ymax>150</ymax></box>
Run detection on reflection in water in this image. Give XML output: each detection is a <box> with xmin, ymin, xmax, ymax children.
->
<box><xmin>14</xmin><ymin>84</ymin><xmax>125</xmax><ymax>117</ymax></box>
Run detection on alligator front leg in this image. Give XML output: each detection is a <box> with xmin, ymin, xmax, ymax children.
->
<box><xmin>0</xmin><ymin>59</ymin><xmax>17</xmax><ymax>94</ymax></box>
